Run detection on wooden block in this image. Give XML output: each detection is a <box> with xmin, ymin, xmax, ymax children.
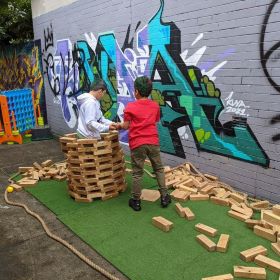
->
<box><xmin>195</xmin><ymin>223</ymin><xmax>217</xmax><ymax>237</ymax></box>
<box><xmin>216</xmin><ymin>234</ymin><xmax>230</xmax><ymax>253</ymax></box>
<box><xmin>272</xmin><ymin>205</ymin><xmax>280</xmax><ymax>216</ymax></box>
<box><xmin>200</xmin><ymin>184</ymin><xmax>216</xmax><ymax>194</ymax></box>
<box><xmin>170</xmin><ymin>189</ymin><xmax>190</xmax><ymax>202</ymax></box>
<box><xmin>177</xmin><ymin>178</ymin><xmax>193</xmax><ymax>188</ymax></box>
<box><xmin>262</xmin><ymin>210</ymin><xmax>280</xmax><ymax>226</ymax></box>
<box><xmin>254</xmin><ymin>225</ymin><xmax>276</xmax><ymax>242</ymax></box>
<box><xmin>175</xmin><ymin>203</ymin><xmax>185</xmax><ymax>217</ymax></box>
<box><xmin>41</xmin><ymin>159</ymin><xmax>53</xmax><ymax>167</ymax></box>
<box><xmin>221</xmin><ymin>191</ymin><xmax>232</xmax><ymax>199</ymax></box>
<box><xmin>189</xmin><ymin>194</ymin><xmax>209</xmax><ymax>201</ymax></box>
<box><xmin>192</xmin><ymin>177</ymin><xmax>202</xmax><ymax>188</ymax></box>
<box><xmin>204</xmin><ymin>173</ymin><xmax>219</xmax><ymax>181</ymax></box>
<box><xmin>184</xmin><ymin>207</ymin><xmax>195</xmax><ymax>220</ymax></box>
<box><xmin>152</xmin><ymin>216</ymin><xmax>173</xmax><ymax>232</ymax></box>
<box><xmin>196</xmin><ymin>234</ymin><xmax>216</xmax><ymax>252</ymax></box>
<box><xmin>18</xmin><ymin>179</ymin><xmax>38</xmax><ymax>187</ymax></box>
<box><xmin>140</xmin><ymin>189</ymin><xmax>160</xmax><ymax>202</ymax></box>
<box><xmin>33</xmin><ymin>162</ymin><xmax>43</xmax><ymax>170</ymax></box>
<box><xmin>271</xmin><ymin>242</ymin><xmax>280</xmax><ymax>257</ymax></box>
<box><xmin>211</xmin><ymin>196</ymin><xmax>229</xmax><ymax>207</ymax></box>
<box><xmin>9</xmin><ymin>183</ymin><xmax>22</xmax><ymax>192</ymax></box>
<box><xmin>228</xmin><ymin>210</ymin><xmax>250</xmax><ymax>222</ymax></box>
<box><xmin>250</xmin><ymin>200</ymin><xmax>270</xmax><ymax>209</ymax></box>
<box><xmin>245</xmin><ymin>219</ymin><xmax>264</xmax><ymax>229</ymax></box>
<box><xmin>230</xmin><ymin>193</ymin><xmax>245</xmax><ymax>203</ymax></box>
<box><xmin>32</xmin><ymin>171</ymin><xmax>39</xmax><ymax>180</ymax></box>
<box><xmin>240</xmin><ymin>245</ymin><xmax>267</xmax><ymax>262</ymax></box>
<box><xmin>233</xmin><ymin>266</ymin><xmax>266</xmax><ymax>279</ymax></box>
<box><xmin>228</xmin><ymin>198</ymin><xmax>241</xmax><ymax>207</ymax></box>
<box><xmin>18</xmin><ymin>166</ymin><xmax>33</xmax><ymax>173</ymax></box>
<box><xmin>231</xmin><ymin>204</ymin><xmax>253</xmax><ymax>218</ymax></box>
<box><xmin>201</xmin><ymin>274</ymin><xmax>233</xmax><ymax>280</ymax></box>
<box><xmin>255</xmin><ymin>254</ymin><xmax>280</xmax><ymax>274</ymax></box>
<box><xmin>177</xmin><ymin>185</ymin><xmax>197</xmax><ymax>194</ymax></box>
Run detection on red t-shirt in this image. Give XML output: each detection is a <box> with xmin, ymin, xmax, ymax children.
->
<box><xmin>124</xmin><ymin>99</ymin><xmax>160</xmax><ymax>150</ymax></box>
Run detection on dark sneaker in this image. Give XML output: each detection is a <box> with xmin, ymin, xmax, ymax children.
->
<box><xmin>161</xmin><ymin>194</ymin><xmax>171</xmax><ymax>208</ymax></box>
<box><xmin>129</xmin><ymin>198</ymin><xmax>141</xmax><ymax>211</ymax></box>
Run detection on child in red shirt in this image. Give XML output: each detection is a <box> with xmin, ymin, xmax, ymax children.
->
<box><xmin>118</xmin><ymin>76</ymin><xmax>171</xmax><ymax>211</ymax></box>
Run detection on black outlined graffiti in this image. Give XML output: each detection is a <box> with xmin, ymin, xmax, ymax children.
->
<box><xmin>44</xmin><ymin>24</ymin><xmax>54</xmax><ymax>51</ymax></box>
<box><xmin>260</xmin><ymin>0</ymin><xmax>280</xmax><ymax>93</ymax></box>
<box><xmin>270</xmin><ymin>114</ymin><xmax>280</xmax><ymax>141</ymax></box>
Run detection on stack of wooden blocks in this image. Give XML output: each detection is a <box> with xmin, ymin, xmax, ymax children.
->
<box><xmin>59</xmin><ymin>132</ymin><xmax>126</xmax><ymax>203</ymax></box>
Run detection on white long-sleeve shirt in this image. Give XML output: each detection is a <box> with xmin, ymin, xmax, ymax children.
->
<box><xmin>77</xmin><ymin>93</ymin><xmax>112</xmax><ymax>138</ymax></box>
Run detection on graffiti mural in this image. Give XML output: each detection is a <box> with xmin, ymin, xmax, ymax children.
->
<box><xmin>0</xmin><ymin>40</ymin><xmax>45</xmax><ymax>120</ymax></box>
<box><xmin>260</xmin><ymin>0</ymin><xmax>280</xmax><ymax>94</ymax></box>
<box><xmin>44</xmin><ymin>0</ymin><xmax>269</xmax><ymax>167</ymax></box>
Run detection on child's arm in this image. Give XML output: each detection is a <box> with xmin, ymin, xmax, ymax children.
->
<box><xmin>117</xmin><ymin>121</ymin><xmax>130</xmax><ymax>130</ymax></box>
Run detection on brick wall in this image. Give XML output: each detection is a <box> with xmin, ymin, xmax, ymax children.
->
<box><xmin>32</xmin><ymin>0</ymin><xmax>280</xmax><ymax>202</ymax></box>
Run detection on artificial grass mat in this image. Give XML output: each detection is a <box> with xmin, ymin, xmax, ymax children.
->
<box><xmin>25</xmin><ymin>169</ymin><xmax>280</xmax><ymax>280</ymax></box>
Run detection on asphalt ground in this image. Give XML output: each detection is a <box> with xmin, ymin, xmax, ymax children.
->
<box><xmin>0</xmin><ymin>139</ymin><xmax>128</xmax><ymax>280</ymax></box>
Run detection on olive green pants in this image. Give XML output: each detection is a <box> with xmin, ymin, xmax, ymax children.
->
<box><xmin>131</xmin><ymin>144</ymin><xmax>167</xmax><ymax>200</ymax></box>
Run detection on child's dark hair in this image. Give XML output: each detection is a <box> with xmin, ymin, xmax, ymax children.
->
<box><xmin>134</xmin><ymin>76</ymin><xmax>152</xmax><ymax>97</ymax></box>
<box><xmin>90</xmin><ymin>79</ymin><xmax>107</xmax><ymax>91</ymax></box>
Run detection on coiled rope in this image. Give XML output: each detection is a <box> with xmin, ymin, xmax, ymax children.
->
<box><xmin>4</xmin><ymin>189</ymin><xmax>121</xmax><ymax>280</ymax></box>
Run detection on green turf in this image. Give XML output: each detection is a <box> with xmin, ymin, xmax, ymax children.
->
<box><xmin>25</xmin><ymin>168</ymin><xmax>280</xmax><ymax>280</ymax></box>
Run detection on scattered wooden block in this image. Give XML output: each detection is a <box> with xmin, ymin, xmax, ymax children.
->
<box><xmin>255</xmin><ymin>254</ymin><xmax>280</xmax><ymax>274</ymax></box>
<box><xmin>18</xmin><ymin>167</ymin><xmax>33</xmax><ymax>173</ymax></box>
<box><xmin>228</xmin><ymin>198</ymin><xmax>241</xmax><ymax>207</ymax></box>
<box><xmin>216</xmin><ymin>234</ymin><xmax>230</xmax><ymax>253</ymax></box>
<box><xmin>201</xmin><ymin>274</ymin><xmax>233</xmax><ymax>280</ymax></box>
<box><xmin>210</xmin><ymin>196</ymin><xmax>229</xmax><ymax>207</ymax></box>
<box><xmin>41</xmin><ymin>159</ymin><xmax>53</xmax><ymax>167</ymax></box>
<box><xmin>250</xmin><ymin>200</ymin><xmax>269</xmax><ymax>209</ymax></box>
<box><xmin>189</xmin><ymin>194</ymin><xmax>209</xmax><ymax>201</ymax></box>
<box><xmin>152</xmin><ymin>216</ymin><xmax>173</xmax><ymax>232</ymax></box>
<box><xmin>231</xmin><ymin>204</ymin><xmax>253</xmax><ymax>218</ymax></box>
<box><xmin>195</xmin><ymin>223</ymin><xmax>217</xmax><ymax>237</ymax></box>
<box><xmin>177</xmin><ymin>185</ymin><xmax>197</xmax><ymax>194</ymax></box>
<box><xmin>254</xmin><ymin>225</ymin><xmax>276</xmax><ymax>242</ymax></box>
<box><xmin>230</xmin><ymin>193</ymin><xmax>245</xmax><ymax>203</ymax></box>
<box><xmin>170</xmin><ymin>189</ymin><xmax>190</xmax><ymax>202</ymax></box>
<box><xmin>175</xmin><ymin>202</ymin><xmax>185</xmax><ymax>217</ymax></box>
<box><xmin>140</xmin><ymin>189</ymin><xmax>160</xmax><ymax>202</ymax></box>
<box><xmin>272</xmin><ymin>204</ymin><xmax>280</xmax><ymax>216</ymax></box>
<box><xmin>17</xmin><ymin>179</ymin><xmax>38</xmax><ymax>187</ymax></box>
<box><xmin>262</xmin><ymin>210</ymin><xmax>280</xmax><ymax>226</ymax></box>
<box><xmin>245</xmin><ymin>219</ymin><xmax>264</xmax><ymax>229</ymax></box>
<box><xmin>196</xmin><ymin>234</ymin><xmax>216</xmax><ymax>252</ymax></box>
<box><xmin>233</xmin><ymin>265</ymin><xmax>266</xmax><ymax>279</ymax></box>
<box><xmin>228</xmin><ymin>210</ymin><xmax>250</xmax><ymax>222</ymax></box>
<box><xmin>271</xmin><ymin>242</ymin><xmax>280</xmax><ymax>257</ymax></box>
<box><xmin>200</xmin><ymin>184</ymin><xmax>215</xmax><ymax>194</ymax></box>
<box><xmin>204</xmin><ymin>173</ymin><xmax>219</xmax><ymax>181</ymax></box>
<box><xmin>33</xmin><ymin>162</ymin><xmax>43</xmax><ymax>170</ymax></box>
<box><xmin>9</xmin><ymin>183</ymin><xmax>22</xmax><ymax>192</ymax></box>
<box><xmin>184</xmin><ymin>207</ymin><xmax>195</xmax><ymax>220</ymax></box>
<box><xmin>240</xmin><ymin>245</ymin><xmax>267</xmax><ymax>262</ymax></box>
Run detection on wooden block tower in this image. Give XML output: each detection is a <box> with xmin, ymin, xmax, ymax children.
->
<box><xmin>59</xmin><ymin>131</ymin><xmax>126</xmax><ymax>202</ymax></box>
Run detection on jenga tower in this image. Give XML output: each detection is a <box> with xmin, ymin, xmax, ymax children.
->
<box><xmin>59</xmin><ymin>131</ymin><xmax>127</xmax><ymax>202</ymax></box>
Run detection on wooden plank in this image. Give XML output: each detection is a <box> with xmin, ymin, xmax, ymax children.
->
<box><xmin>210</xmin><ymin>196</ymin><xmax>229</xmax><ymax>206</ymax></box>
<box><xmin>216</xmin><ymin>234</ymin><xmax>230</xmax><ymax>253</ymax></box>
<box><xmin>196</xmin><ymin>234</ymin><xmax>216</xmax><ymax>252</ymax></box>
<box><xmin>255</xmin><ymin>254</ymin><xmax>280</xmax><ymax>274</ymax></box>
<box><xmin>174</xmin><ymin>202</ymin><xmax>185</xmax><ymax>218</ymax></box>
<box><xmin>240</xmin><ymin>245</ymin><xmax>267</xmax><ymax>262</ymax></box>
<box><xmin>228</xmin><ymin>210</ymin><xmax>250</xmax><ymax>222</ymax></box>
<box><xmin>184</xmin><ymin>207</ymin><xmax>195</xmax><ymax>220</ymax></box>
<box><xmin>195</xmin><ymin>223</ymin><xmax>217</xmax><ymax>237</ymax></box>
<box><xmin>140</xmin><ymin>189</ymin><xmax>160</xmax><ymax>202</ymax></box>
<box><xmin>271</xmin><ymin>243</ymin><xmax>280</xmax><ymax>257</ymax></box>
<box><xmin>152</xmin><ymin>216</ymin><xmax>173</xmax><ymax>232</ymax></box>
<box><xmin>233</xmin><ymin>266</ymin><xmax>266</xmax><ymax>279</ymax></box>
<box><xmin>245</xmin><ymin>219</ymin><xmax>264</xmax><ymax>229</ymax></box>
<box><xmin>254</xmin><ymin>225</ymin><xmax>276</xmax><ymax>242</ymax></box>
<box><xmin>250</xmin><ymin>200</ymin><xmax>270</xmax><ymax>209</ymax></box>
<box><xmin>189</xmin><ymin>194</ymin><xmax>209</xmax><ymax>201</ymax></box>
<box><xmin>201</xmin><ymin>274</ymin><xmax>233</xmax><ymax>280</ymax></box>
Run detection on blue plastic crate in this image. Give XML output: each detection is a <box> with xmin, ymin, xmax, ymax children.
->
<box><xmin>0</xmin><ymin>88</ymin><xmax>36</xmax><ymax>133</ymax></box>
